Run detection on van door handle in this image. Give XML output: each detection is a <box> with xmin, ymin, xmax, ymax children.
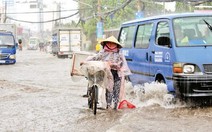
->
<box><xmin>126</xmin><ymin>58</ymin><xmax>132</xmax><ymax>61</ymax></box>
<box><xmin>146</xmin><ymin>52</ymin><xmax>148</xmax><ymax>61</ymax></box>
<box><xmin>152</xmin><ymin>50</ymin><xmax>155</xmax><ymax>54</ymax></box>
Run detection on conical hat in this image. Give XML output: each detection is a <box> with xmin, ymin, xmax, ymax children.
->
<box><xmin>100</xmin><ymin>36</ymin><xmax>122</xmax><ymax>48</ymax></box>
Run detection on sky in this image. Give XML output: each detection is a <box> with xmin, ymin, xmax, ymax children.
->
<box><xmin>1</xmin><ymin>0</ymin><xmax>177</xmax><ymax>32</ymax></box>
<box><xmin>164</xmin><ymin>2</ymin><xmax>176</xmax><ymax>12</ymax></box>
<box><xmin>1</xmin><ymin>0</ymin><xmax>79</xmax><ymax>32</ymax></box>
<box><xmin>42</xmin><ymin>0</ymin><xmax>79</xmax><ymax>30</ymax></box>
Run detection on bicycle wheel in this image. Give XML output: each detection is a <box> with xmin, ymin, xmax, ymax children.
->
<box><xmin>88</xmin><ymin>90</ymin><xmax>92</xmax><ymax>109</ymax></box>
<box><xmin>87</xmin><ymin>86</ymin><xmax>92</xmax><ymax>109</ymax></box>
<box><xmin>92</xmin><ymin>85</ymin><xmax>98</xmax><ymax>115</ymax></box>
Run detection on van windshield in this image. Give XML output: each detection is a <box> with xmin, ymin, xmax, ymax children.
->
<box><xmin>29</xmin><ymin>38</ymin><xmax>39</xmax><ymax>45</ymax></box>
<box><xmin>0</xmin><ymin>35</ymin><xmax>14</xmax><ymax>46</ymax></box>
<box><xmin>173</xmin><ymin>16</ymin><xmax>212</xmax><ymax>47</ymax></box>
<box><xmin>30</xmin><ymin>40</ymin><xmax>36</xmax><ymax>45</ymax></box>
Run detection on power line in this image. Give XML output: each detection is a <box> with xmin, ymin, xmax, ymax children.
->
<box><xmin>6</xmin><ymin>11</ymin><xmax>79</xmax><ymax>23</ymax></box>
<box><xmin>81</xmin><ymin>0</ymin><xmax>133</xmax><ymax>21</ymax></box>
<box><xmin>0</xmin><ymin>8</ymin><xmax>91</xmax><ymax>15</ymax></box>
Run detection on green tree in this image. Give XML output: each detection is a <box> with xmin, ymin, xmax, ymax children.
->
<box><xmin>78</xmin><ymin>0</ymin><xmax>136</xmax><ymax>38</ymax></box>
<box><xmin>78</xmin><ymin>0</ymin><xmax>165</xmax><ymax>38</ymax></box>
<box><xmin>175</xmin><ymin>2</ymin><xmax>191</xmax><ymax>13</ymax></box>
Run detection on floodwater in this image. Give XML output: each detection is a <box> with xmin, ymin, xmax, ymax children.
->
<box><xmin>0</xmin><ymin>49</ymin><xmax>211</xmax><ymax>132</ymax></box>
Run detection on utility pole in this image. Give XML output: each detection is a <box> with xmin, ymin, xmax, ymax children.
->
<box><xmin>137</xmin><ymin>0</ymin><xmax>141</xmax><ymax>12</ymax></box>
<box><xmin>52</xmin><ymin>9</ymin><xmax>55</xmax><ymax>29</ymax></box>
<box><xmin>96</xmin><ymin>0</ymin><xmax>103</xmax><ymax>51</ymax></box>
<box><xmin>3</xmin><ymin>2</ymin><xmax>7</xmax><ymax>23</ymax></box>
<box><xmin>96</xmin><ymin>0</ymin><xmax>103</xmax><ymax>39</ymax></box>
<box><xmin>163</xmin><ymin>1</ymin><xmax>165</xmax><ymax>14</ymax></box>
<box><xmin>54</xmin><ymin>2</ymin><xmax>61</xmax><ymax>27</ymax></box>
<box><xmin>136</xmin><ymin>0</ymin><xmax>144</xmax><ymax>19</ymax></box>
<box><xmin>38</xmin><ymin>0</ymin><xmax>44</xmax><ymax>40</ymax></box>
<box><xmin>98</xmin><ymin>0</ymin><xmax>102</xmax><ymax>23</ymax></box>
<box><xmin>58</xmin><ymin>2</ymin><xmax>61</xmax><ymax>27</ymax></box>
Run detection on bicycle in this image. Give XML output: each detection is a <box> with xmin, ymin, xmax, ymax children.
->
<box><xmin>88</xmin><ymin>84</ymin><xmax>99</xmax><ymax>115</ymax></box>
<box><xmin>80</xmin><ymin>61</ymin><xmax>111</xmax><ymax>115</ymax></box>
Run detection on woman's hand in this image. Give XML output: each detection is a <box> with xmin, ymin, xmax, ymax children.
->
<box><xmin>80</xmin><ymin>61</ymin><xmax>85</xmax><ymax>66</ymax></box>
<box><xmin>107</xmin><ymin>61</ymin><xmax>112</xmax><ymax>66</ymax></box>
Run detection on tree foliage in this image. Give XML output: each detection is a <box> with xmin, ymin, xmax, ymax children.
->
<box><xmin>78</xmin><ymin>0</ymin><xmax>209</xmax><ymax>38</ymax></box>
<box><xmin>78</xmin><ymin>0</ymin><xmax>164</xmax><ymax>38</ymax></box>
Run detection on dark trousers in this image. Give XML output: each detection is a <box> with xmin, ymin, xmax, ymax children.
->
<box><xmin>106</xmin><ymin>70</ymin><xmax>121</xmax><ymax>109</ymax></box>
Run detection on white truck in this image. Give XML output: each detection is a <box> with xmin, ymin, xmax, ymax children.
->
<box><xmin>0</xmin><ymin>24</ymin><xmax>17</xmax><ymax>41</ymax></box>
<box><xmin>52</xmin><ymin>28</ymin><xmax>81</xmax><ymax>58</ymax></box>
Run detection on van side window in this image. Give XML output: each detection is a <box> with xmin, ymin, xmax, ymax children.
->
<box><xmin>119</xmin><ymin>26</ymin><xmax>135</xmax><ymax>48</ymax></box>
<box><xmin>135</xmin><ymin>23</ymin><xmax>153</xmax><ymax>49</ymax></box>
<box><xmin>156</xmin><ymin>21</ymin><xmax>170</xmax><ymax>47</ymax></box>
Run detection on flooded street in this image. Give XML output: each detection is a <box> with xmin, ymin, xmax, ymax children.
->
<box><xmin>0</xmin><ymin>49</ymin><xmax>212</xmax><ymax>132</ymax></box>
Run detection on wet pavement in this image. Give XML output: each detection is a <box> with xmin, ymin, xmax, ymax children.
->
<box><xmin>0</xmin><ymin>49</ymin><xmax>211</xmax><ymax>132</ymax></box>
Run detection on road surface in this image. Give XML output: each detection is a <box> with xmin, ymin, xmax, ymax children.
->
<box><xmin>0</xmin><ymin>49</ymin><xmax>211</xmax><ymax>132</ymax></box>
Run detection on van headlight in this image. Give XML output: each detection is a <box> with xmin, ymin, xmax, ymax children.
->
<box><xmin>173</xmin><ymin>63</ymin><xmax>195</xmax><ymax>74</ymax></box>
<box><xmin>183</xmin><ymin>65</ymin><xmax>194</xmax><ymax>74</ymax></box>
<box><xmin>9</xmin><ymin>54</ymin><xmax>16</xmax><ymax>59</ymax></box>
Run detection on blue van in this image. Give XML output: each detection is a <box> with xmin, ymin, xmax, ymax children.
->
<box><xmin>0</xmin><ymin>31</ymin><xmax>17</xmax><ymax>64</ymax></box>
<box><xmin>118</xmin><ymin>13</ymin><xmax>212</xmax><ymax>99</ymax></box>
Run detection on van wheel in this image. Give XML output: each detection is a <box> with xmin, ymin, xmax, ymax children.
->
<box><xmin>175</xmin><ymin>85</ymin><xmax>183</xmax><ymax>99</ymax></box>
<box><xmin>155</xmin><ymin>75</ymin><xmax>165</xmax><ymax>84</ymax></box>
<box><xmin>57</xmin><ymin>54</ymin><xmax>61</xmax><ymax>58</ymax></box>
<box><xmin>174</xmin><ymin>83</ymin><xmax>184</xmax><ymax>101</ymax></box>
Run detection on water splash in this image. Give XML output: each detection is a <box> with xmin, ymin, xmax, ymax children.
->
<box><xmin>124</xmin><ymin>81</ymin><xmax>185</xmax><ymax>108</ymax></box>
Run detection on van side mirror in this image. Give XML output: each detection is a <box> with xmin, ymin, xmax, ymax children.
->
<box><xmin>158</xmin><ymin>36</ymin><xmax>171</xmax><ymax>48</ymax></box>
<box><xmin>15</xmin><ymin>43</ymin><xmax>18</xmax><ymax>48</ymax></box>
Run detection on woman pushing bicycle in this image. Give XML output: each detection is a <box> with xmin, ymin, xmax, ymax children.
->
<box><xmin>82</xmin><ymin>36</ymin><xmax>131</xmax><ymax>110</ymax></box>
